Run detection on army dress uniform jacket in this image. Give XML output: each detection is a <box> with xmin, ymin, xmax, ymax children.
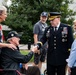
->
<box><xmin>40</xmin><ymin>23</ymin><xmax>74</xmax><ymax>66</ymax></box>
<box><xmin>0</xmin><ymin>45</ymin><xmax>33</xmax><ymax>75</ymax></box>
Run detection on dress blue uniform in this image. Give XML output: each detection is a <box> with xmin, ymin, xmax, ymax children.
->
<box><xmin>36</xmin><ymin>12</ymin><xmax>74</xmax><ymax>75</ymax></box>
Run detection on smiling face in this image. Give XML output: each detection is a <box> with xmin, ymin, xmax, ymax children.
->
<box><xmin>12</xmin><ymin>37</ymin><xmax>20</xmax><ymax>46</ymax></box>
<box><xmin>40</xmin><ymin>16</ymin><xmax>47</xmax><ymax>23</ymax></box>
<box><xmin>0</xmin><ymin>6</ymin><xmax>7</xmax><ymax>22</ymax></box>
<box><xmin>8</xmin><ymin>37</ymin><xmax>20</xmax><ymax>46</ymax></box>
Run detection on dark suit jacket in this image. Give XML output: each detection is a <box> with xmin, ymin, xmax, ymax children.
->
<box><xmin>40</xmin><ymin>23</ymin><xmax>74</xmax><ymax>66</ymax></box>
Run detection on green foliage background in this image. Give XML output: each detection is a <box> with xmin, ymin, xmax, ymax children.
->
<box><xmin>3</xmin><ymin>0</ymin><xmax>76</xmax><ymax>44</ymax></box>
<box><xmin>20</xmin><ymin>50</ymin><xmax>34</xmax><ymax>62</ymax></box>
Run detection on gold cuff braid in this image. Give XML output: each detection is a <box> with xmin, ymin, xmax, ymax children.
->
<box><xmin>37</xmin><ymin>41</ymin><xmax>43</xmax><ymax>46</ymax></box>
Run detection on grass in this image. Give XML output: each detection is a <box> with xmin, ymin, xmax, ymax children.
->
<box><xmin>20</xmin><ymin>50</ymin><xmax>29</xmax><ymax>54</ymax></box>
<box><xmin>20</xmin><ymin>50</ymin><xmax>34</xmax><ymax>62</ymax></box>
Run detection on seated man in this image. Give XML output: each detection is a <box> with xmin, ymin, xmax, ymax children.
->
<box><xmin>0</xmin><ymin>31</ymin><xmax>39</xmax><ymax>75</ymax></box>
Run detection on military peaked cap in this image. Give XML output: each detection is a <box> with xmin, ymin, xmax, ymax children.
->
<box><xmin>48</xmin><ymin>12</ymin><xmax>61</xmax><ymax>20</ymax></box>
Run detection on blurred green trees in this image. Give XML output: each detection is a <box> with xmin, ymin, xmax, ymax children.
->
<box><xmin>4</xmin><ymin>0</ymin><xmax>76</xmax><ymax>44</ymax></box>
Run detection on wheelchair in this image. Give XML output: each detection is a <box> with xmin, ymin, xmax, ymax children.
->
<box><xmin>0</xmin><ymin>69</ymin><xmax>22</xmax><ymax>75</ymax></box>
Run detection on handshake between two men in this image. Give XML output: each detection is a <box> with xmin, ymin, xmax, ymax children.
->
<box><xmin>31</xmin><ymin>42</ymin><xmax>42</xmax><ymax>54</ymax></box>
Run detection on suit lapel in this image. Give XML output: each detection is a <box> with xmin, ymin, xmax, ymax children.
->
<box><xmin>50</xmin><ymin>26</ymin><xmax>55</xmax><ymax>35</ymax></box>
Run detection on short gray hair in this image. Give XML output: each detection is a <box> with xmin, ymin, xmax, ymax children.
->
<box><xmin>0</xmin><ymin>6</ymin><xmax>7</xmax><ymax>15</ymax></box>
<box><xmin>73</xmin><ymin>20</ymin><xmax>76</xmax><ymax>23</ymax></box>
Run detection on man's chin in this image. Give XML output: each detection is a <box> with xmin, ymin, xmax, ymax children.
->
<box><xmin>1</xmin><ymin>19</ymin><xmax>6</xmax><ymax>22</ymax></box>
<box><xmin>42</xmin><ymin>21</ymin><xmax>46</xmax><ymax>24</ymax></box>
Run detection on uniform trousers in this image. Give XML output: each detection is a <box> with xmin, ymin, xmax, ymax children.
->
<box><xmin>47</xmin><ymin>64</ymin><xmax>66</xmax><ymax>75</ymax></box>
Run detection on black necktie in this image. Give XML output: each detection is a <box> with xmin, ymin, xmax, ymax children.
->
<box><xmin>54</xmin><ymin>27</ymin><xmax>57</xmax><ymax>31</ymax></box>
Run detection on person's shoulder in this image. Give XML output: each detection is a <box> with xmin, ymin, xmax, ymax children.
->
<box><xmin>46</xmin><ymin>25</ymin><xmax>51</xmax><ymax>29</ymax></box>
<box><xmin>1</xmin><ymin>47</ymin><xmax>12</xmax><ymax>53</ymax></box>
<box><xmin>3</xmin><ymin>46</ymin><xmax>13</xmax><ymax>50</ymax></box>
<box><xmin>71</xmin><ymin>39</ymin><xmax>76</xmax><ymax>48</ymax></box>
<box><xmin>45</xmin><ymin>26</ymin><xmax>51</xmax><ymax>31</ymax></box>
<box><xmin>61</xmin><ymin>23</ymin><xmax>71</xmax><ymax>27</ymax></box>
<box><xmin>1</xmin><ymin>47</ymin><xmax>16</xmax><ymax>52</ymax></box>
<box><xmin>73</xmin><ymin>39</ymin><xmax>76</xmax><ymax>43</ymax></box>
<box><xmin>1</xmin><ymin>47</ymin><xmax>9</xmax><ymax>50</ymax></box>
<box><xmin>34</xmin><ymin>21</ymin><xmax>40</xmax><ymax>26</ymax></box>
